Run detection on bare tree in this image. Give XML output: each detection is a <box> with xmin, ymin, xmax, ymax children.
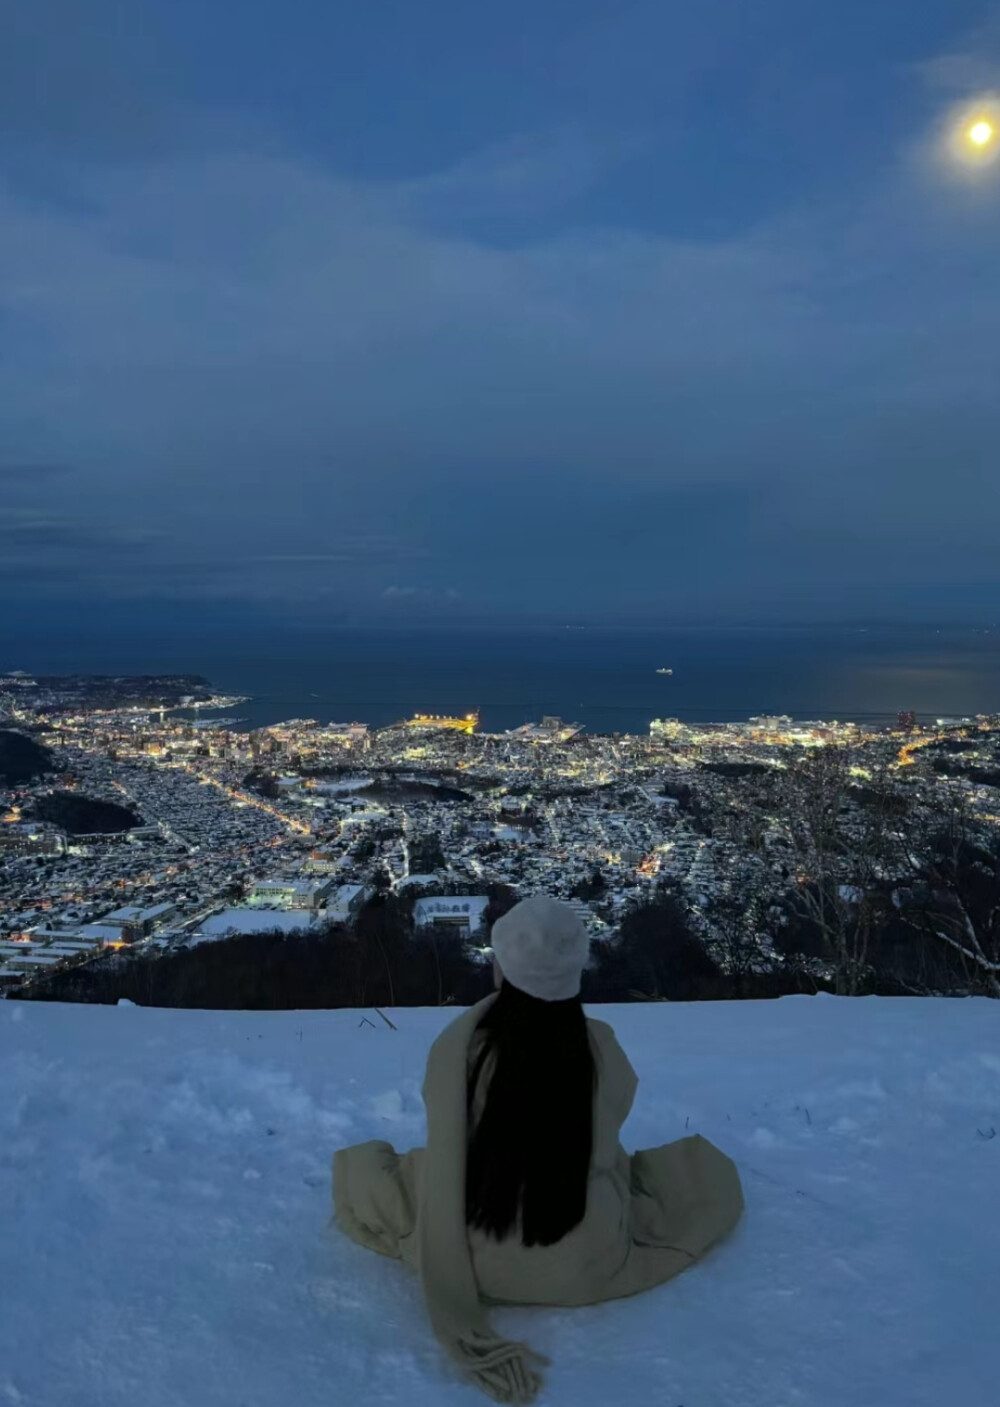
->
<box><xmin>704</xmin><ymin>883</ymin><xmax>772</xmax><ymax>997</ymax></box>
<box><xmin>896</xmin><ymin>795</ymin><xmax>1000</xmax><ymax>998</ymax></box>
<box><xmin>777</xmin><ymin>747</ymin><xmax>903</xmax><ymax>995</ymax></box>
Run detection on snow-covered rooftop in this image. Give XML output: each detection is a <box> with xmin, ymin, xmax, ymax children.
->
<box><xmin>193</xmin><ymin>908</ymin><xmax>316</xmax><ymax>941</ymax></box>
<box><xmin>413</xmin><ymin>895</ymin><xmax>489</xmax><ymax>928</ymax></box>
<box><xmin>1</xmin><ymin>995</ymin><xmax>996</xmax><ymax>1407</ymax></box>
<box><xmin>395</xmin><ymin>873</ymin><xmax>442</xmax><ymax>891</ymax></box>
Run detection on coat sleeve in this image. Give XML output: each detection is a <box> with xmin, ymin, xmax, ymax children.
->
<box><xmin>416</xmin><ymin>1006</ymin><xmax>551</xmax><ymax>1403</ymax></box>
<box><xmin>587</xmin><ymin>1018</ymin><xmax>639</xmax><ymax>1129</ymax></box>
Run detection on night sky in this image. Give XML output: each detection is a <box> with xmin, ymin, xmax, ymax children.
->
<box><xmin>3</xmin><ymin>0</ymin><xmax>1000</xmax><ymax>636</ymax></box>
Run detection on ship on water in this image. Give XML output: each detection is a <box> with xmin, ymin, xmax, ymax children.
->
<box><xmin>655</xmin><ymin>667</ymin><xmax>674</xmax><ymax>675</ymax></box>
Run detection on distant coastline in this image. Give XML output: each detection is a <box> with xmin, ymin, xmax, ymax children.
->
<box><xmin>186</xmin><ymin>625</ymin><xmax>1000</xmax><ymax>736</ymax></box>
<box><xmin>7</xmin><ymin>623</ymin><xmax>1000</xmax><ymax>736</ymax></box>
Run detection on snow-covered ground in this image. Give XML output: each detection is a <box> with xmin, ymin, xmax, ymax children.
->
<box><xmin>189</xmin><ymin>908</ymin><xmax>317</xmax><ymax>943</ymax></box>
<box><xmin>1</xmin><ymin>995</ymin><xmax>997</xmax><ymax>1407</ymax></box>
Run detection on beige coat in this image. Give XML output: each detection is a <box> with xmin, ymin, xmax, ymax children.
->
<box><xmin>333</xmin><ymin>995</ymin><xmax>744</xmax><ymax>1402</ymax></box>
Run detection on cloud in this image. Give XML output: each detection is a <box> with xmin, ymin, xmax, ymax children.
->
<box><xmin>0</xmin><ymin>146</ymin><xmax>837</xmax><ymax>500</ymax></box>
<box><xmin>0</xmin><ymin>514</ymin><xmax>164</xmax><ymax>549</ymax></box>
<box><xmin>393</xmin><ymin>127</ymin><xmax>643</xmax><ymax>236</ymax></box>
<box><xmin>3</xmin><ymin>6</ymin><xmax>1000</xmax><ymax>623</ymax></box>
<box><xmin>915</xmin><ymin>9</ymin><xmax>1000</xmax><ymax>94</ymax></box>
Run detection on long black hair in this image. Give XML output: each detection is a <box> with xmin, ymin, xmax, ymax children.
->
<box><xmin>465</xmin><ymin>979</ymin><xmax>598</xmax><ymax>1248</ymax></box>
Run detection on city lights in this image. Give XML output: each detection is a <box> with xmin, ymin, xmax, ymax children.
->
<box><xmin>4</xmin><ymin>672</ymin><xmax>1000</xmax><ymax>998</ymax></box>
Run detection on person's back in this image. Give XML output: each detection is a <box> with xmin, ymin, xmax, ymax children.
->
<box><xmin>466</xmin><ymin>1010</ymin><xmax>639</xmax><ymax>1306</ymax></box>
<box><xmin>332</xmin><ymin>893</ymin><xmax>744</xmax><ymax>1403</ymax></box>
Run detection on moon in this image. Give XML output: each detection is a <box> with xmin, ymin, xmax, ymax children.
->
<box><xmin>944</xmin><ymin>98</ymin><xmax>1000</xmax><ymax>169</ymax></box>
<box><xmin>968</xmin><ymin>119</ymin><xmax>995</xmax><ymax>148</ymax></box>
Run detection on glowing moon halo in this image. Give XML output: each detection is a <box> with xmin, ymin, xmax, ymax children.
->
<box><xmin>968</xmin><ymin>119</ymin><xmax>995</xmax><ymax>148</ymax></box>
<box><xmin>944</xmin><ymin>98</ymin><xmax>1000</xmax><ymax>170</ymax></box>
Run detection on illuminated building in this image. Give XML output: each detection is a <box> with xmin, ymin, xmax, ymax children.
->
<box><xmin>507</xmin><ymin>717</ymin><xmax>584</xmax><ymax>744</ymax></box>
<box><xmin>650</xmin><ymin>718</ymin><xmax>690</xmax><ymax>743</ymax></box>
<box><xmin>404</xmin><ymin>712</ymin><xmax>479</xmax><ymax>734</ymax></box>
<box><xmin>100</xmin><ymin>902</ymin><xmax>178</xmax><ymax>937</ymax></box>
<box><xmin>413</xmin><ymin>895</ymin><xmax>489</xmax><ymax>935</ymax></box>
<box><xmin>248</xmin><ymin>876</ymin><xmax>335</xmax><ymax>909</ymax></box>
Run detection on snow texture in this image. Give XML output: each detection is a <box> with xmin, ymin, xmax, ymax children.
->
<box><xmin>190</xmin><ymin>908</ymin><xmax>316</xmax><ymax>942</ymax></box>
<box><xmin>1</xmin><ymin>995</ymin><xmax>997</xmax><ymax>1407</ymax></box>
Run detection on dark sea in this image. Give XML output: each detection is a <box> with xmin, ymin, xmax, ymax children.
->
<box><xmin>9</xmin><ymin>625</ymin><xmax>1000</xmax><ymax>735</ymax></box>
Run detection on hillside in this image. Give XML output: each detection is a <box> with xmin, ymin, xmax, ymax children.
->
<box><xmin>0</xmin><ymin>728</ymin><xmax>54</xmax><ymax>784</ymax></box>
<box><xmin>29</xmin><ymin>790</ymin><xmax>143</xmax><ymax>834</ymax></box>
<box><xmin>1</xmin><ymin>995</ymin><xmax>997</xmax><ymax>1407</ymax></box>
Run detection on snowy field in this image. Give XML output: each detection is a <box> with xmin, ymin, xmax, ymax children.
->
<box><xmin>190</xmin><ymin>909</ymin><xmax>317</xmax><ymax>942</ymax></box>
<box><xmin>1</xmin><ymin>994</ymin><xmax>997</xmax><ymax>1407</ymax></box>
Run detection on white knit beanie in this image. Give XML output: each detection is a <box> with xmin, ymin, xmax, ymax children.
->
<box><xmin>490</xmin><ymin>894</ymin><xmax>591</xmax><ymax>1002</ymax></box>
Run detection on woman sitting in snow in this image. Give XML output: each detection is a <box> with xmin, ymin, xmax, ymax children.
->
<box><xmin>332</xmin><ymin>894</ymin><xmax>744</xmax><ymax>1404</ymax></box>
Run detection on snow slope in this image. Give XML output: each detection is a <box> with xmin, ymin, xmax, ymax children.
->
<box><xmin>1</xmin><ymin>995</ymin><xmax>997</xmax><ymax>1407</ymax></box>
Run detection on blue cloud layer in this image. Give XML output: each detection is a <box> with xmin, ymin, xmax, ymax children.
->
<box><xmin>1</xmin><ymin>0</ymin><xmax>999</xmax><ymax>627</ymax></box>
